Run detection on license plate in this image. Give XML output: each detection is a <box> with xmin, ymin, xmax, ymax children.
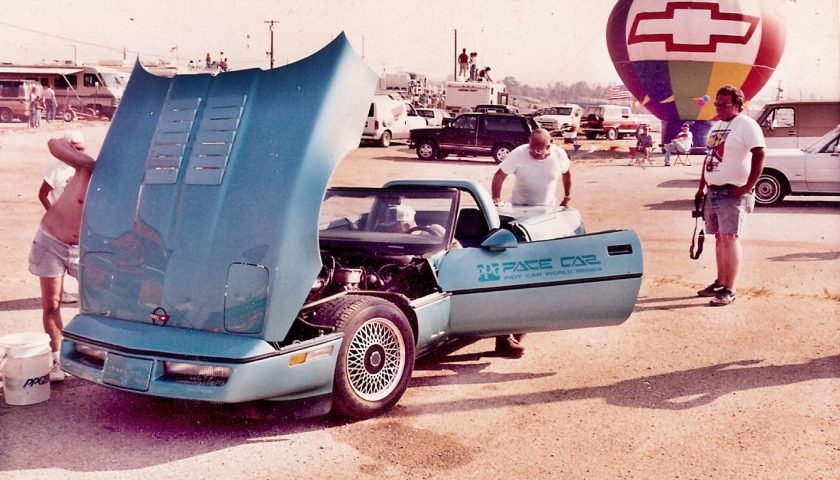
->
<box><xmin>103</xmin><ymin>354</ymin><xmax>153</xmax><ymax>391</ymax></box>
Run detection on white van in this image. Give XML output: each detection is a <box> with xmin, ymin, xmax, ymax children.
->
<box><xmin>361</xmin><ymin>94</ymin><xmax>427</xmax><ymax>147</ymax></box>
<box><xmin>754</xmin><ymin>100</ymin><xmax>840</xmax><ymax>149</ymax></box>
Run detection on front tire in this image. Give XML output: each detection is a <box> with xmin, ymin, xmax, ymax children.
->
<box><xmin>606</xmin><ymin>128</ymin><xmax>618</xmax><ymax>140</ymax></box>
<box><xmin>323</xmin><ymin>296</ymin><xmax>415</xmax><ymax>420</ymax></box>
<box><xmin>416</xmin><ymin>140</ymin><xmax>438</xmax><ymax>160</ymax></box>
<box><xmin>755</xmin><ymin>172</ymin><xmax>787</xmax><ymax>206</ymax></box>
<box><xmin>0</xmin><ymin>108</ymin><xmax>12</xmax><ymax>123</ymax></box>
<box><xmin>492</xmin><ymin>143</ymin><xmax>514</xmax><ymax>163</ymax></box>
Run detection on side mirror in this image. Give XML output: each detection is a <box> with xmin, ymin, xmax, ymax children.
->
<box><xmin>481</xmin><ymin>229</ymin><xmax>518</xmax><ymax>251</ymax></box>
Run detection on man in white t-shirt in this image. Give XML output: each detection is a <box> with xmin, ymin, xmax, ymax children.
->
<box><xmin>490</xmin><ymin>128</ymin><xmax>572</xmax><ymax>356</ymax></box>
<box><xmin>664</xmin><ymin>122</ymin><xmax>693</xmax><ymax>166</ymax></box>
<box><xmin>492</xmin><ymin>128</ymin><xmax>572</xmax><ymax>207</ymax></box>
<box><xmin>695</xmin><ymin>85</ymin><xmax>765</xmax><ymax>307</ymax></box>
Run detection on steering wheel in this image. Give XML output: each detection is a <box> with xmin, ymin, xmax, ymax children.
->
<box><xmin>407</xmin><ymin>225</ymin><xmax>443</xmax><ymax>236</ymax></box>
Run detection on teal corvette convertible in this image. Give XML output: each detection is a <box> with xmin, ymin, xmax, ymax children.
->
<box><xmin>60</xmin><ymin>35</ymin><xmax>643</xmax><ymax>419</ymax></box>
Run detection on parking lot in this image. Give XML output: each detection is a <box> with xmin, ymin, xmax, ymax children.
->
<box><xmin>1</xmin><ymin>124</ymin><xmax>838</xmax><ymax>479</ymax></box>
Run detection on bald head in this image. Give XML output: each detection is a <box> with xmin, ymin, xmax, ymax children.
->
<box><xmin>528</xmin><ymin>129</ymin><xmax>552</xmax><ymax>159</ymax></box>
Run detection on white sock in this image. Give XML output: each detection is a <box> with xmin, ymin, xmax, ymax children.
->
<box><xmin>52</xmin><ymin>351</ymin><xmax>61</xmax><ymax>364</ymax></box>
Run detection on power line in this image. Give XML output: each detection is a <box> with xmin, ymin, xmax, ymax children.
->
<box><xmin>0</xmin><ymin>19</ymin><xmax>174</xmax><ymax>62</ymax></box>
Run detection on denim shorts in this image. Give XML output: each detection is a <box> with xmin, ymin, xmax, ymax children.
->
<box><xmin>28</xmin><ymin>226</ymin><xmax>79</xmax><ymax>278</ymax></box>
<box><xmin>704</xmin><ymin>187</ymin><xmax>755</xmax><ymax>236</ymax></box>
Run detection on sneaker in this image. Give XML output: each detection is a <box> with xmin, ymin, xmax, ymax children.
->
<box><xmin>50</xmin><ymin>362</ymin><xmax>66</xmax><ymax>382</ymax></box>
<box><xmin>710</xmin><ymin>288</ymin><xmax>736</xmax><ymax>307</ymax></box>
<box><xmin>494</xmin><ymin>335</ymin><xmax>525</xmax><ymax>358</ymax></box>
<box><xmin>697</xmin><ymin>281</ymin><xmax>724</xmax><ymax>297</ymax></box>
<box><xmin>61</xmin><ymin>292</ymin><xmax>78</xmax><ymax>304</ymax></box>
<box><xmin>664</xmin><ymin>162</ymin><xmax>671</xmax><ymax>166</ymax></box>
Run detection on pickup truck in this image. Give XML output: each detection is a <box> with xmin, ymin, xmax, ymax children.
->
<box><xmin>409</xmin><ymin>112</ymin><xmax>537</xmax><ymax>163</ymax></box>
<box><xmin>580</xmin><ymin>104</ymin><xmax>644</xmax><ymax>140</ymax></box>
<box><xmin>59</xmin><ymin>35</ymin><xmax>643</xmax><ymax>420</ymax></box>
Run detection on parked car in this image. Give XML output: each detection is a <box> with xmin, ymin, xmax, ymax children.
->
<box><xmin>409</xmin><ymin>112</ymin><xmax>537</xmax><ymax>163</ymax></box>
<box><xmin>415</xmin><ymin>107</ymin><xmax>452</xmax><ymax>127</ymax></box>
<box><xmin>755</xmin><ymin>124</ymin><xmax>840</xmax><ymax>205</ymax></box>
<box><xmin>753</xmin><ymin>100</ymin><xmax>840</xmax><ymax>149</ymax></box>
<box><xmin>57</xmin><ymin>36</ymin><xmax>643</xmax><ymax>420</ymax></box>
<box><xmin>580</xmin><ymin>104</ymin><xmax>644</xmax><ymax>140</ymax></box>
<box><xmin>361</xmin><ymin>94</ymin><xmax>427</xmax><ymax>147</ymax></box>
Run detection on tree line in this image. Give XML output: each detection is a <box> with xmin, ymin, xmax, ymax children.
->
<box><xmin>502</xmin><ymin>76</ymin><xmax>611</xmax><ymax>105</ymax></box>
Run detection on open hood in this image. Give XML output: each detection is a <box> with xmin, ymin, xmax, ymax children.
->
<box><xmin>79</xmin><ymin>34</ymin><xmax>377</xmax><ymax>340</ymax></box>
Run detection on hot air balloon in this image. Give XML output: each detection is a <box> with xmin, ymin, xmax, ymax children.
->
<box><xmin>607</xmin><ymin>0</ymin><xmax>786</xmax><ymax>147</ymax></box>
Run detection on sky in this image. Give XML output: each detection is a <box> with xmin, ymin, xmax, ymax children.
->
<box><xmin>1</xmin><ymin>0</ymin><xmax>838</xmax><ymax>102</ymax></box>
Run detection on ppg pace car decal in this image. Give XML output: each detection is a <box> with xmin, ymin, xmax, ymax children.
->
<box><xmin>477</xmin><ymin>255</ymin><xmax>602</xmax><ymax>282</ymax></box>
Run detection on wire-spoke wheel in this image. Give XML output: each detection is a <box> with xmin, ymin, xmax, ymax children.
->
<box><xmin>345</xmin><ymin>317</ymin><xmax>406</xmax><ymax>401</ymax></box>
<box><xmin>322</xmin><ymin>296</ymin><xmax>415</xmax><ymax>419</ymax></box>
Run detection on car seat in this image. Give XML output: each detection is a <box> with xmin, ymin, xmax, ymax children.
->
<box><xmin>454</xmin><ymin>208</ymin><xmax>489</xmax><ymax>247</ymax></box>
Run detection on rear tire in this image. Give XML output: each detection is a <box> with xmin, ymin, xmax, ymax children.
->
<box><xmin>378</xmin><ymin>131</ymin><xmax>392</xmax><ymax>148</ymax></box>
<box><xmin>323</xmin><ymin>296</ymin><xmax>415</xmax><ymax>420</ymax></box>
<box><xmin>755</xmin><ymin>172</ymin><xmax>787</xmax><ymax>206</ymax></box>
<box><xmin>62</xmin><ymin>109</ymin><xmax>76</xmax><ymax>122</ymax></box>
<box><xmin>492</xmin><ymin>143</ymin><xmax>514</xmax><ymax>163</ymax></box>
<box><xmin>0</xmin><ymin>108</ymin><xmax>12</xmax><ymax>123</ymax></box>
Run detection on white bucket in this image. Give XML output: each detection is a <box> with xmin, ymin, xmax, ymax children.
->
<box><xmin>0</xmin><ymin>332</ymin><xmax>52</xmax><ymax>406</ymax></box>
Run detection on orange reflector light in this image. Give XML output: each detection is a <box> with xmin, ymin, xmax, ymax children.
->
<box><xmin>288</xmin><ymin>345</ymin><xmax>334</xmax><ymax>366</ymax></box>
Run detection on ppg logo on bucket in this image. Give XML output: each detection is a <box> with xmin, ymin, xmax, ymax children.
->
<box><xmin>22</xmin><ymin>375</ymin><xmax>49</xmax><ymax>388</ymax></box>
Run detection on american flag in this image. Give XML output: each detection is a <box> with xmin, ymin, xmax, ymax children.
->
<box><xmin>605</xmin><ymin>84</ymin><xmax>632</xmax><ymax>100</ymax></box>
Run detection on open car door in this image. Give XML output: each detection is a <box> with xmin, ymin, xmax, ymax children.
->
<box><xmin>437</xmin><ymin>229</ymin><xmax>643</xmax><ymax>336</ymax></box>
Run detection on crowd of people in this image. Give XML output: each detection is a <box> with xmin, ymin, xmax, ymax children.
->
<box><xmin>457</xmin><ymin>48</ymin><xmax>493</xmax><ymax>82</ymax></box>
<box><xmin>187</xmin><ymin>51</ymin><xmax>230</xmax><ymax>72</ymax></box>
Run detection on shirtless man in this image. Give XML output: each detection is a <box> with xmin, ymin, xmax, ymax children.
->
<box><xmin>28</xmin><ymin>135</ymin><xmax>96</xmax><ymax>381</ymax></box>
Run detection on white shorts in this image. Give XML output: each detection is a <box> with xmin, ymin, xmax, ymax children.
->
<box><xmin>28</xmin><ymin>226</ymin><xmax>79</xmax><ymax>278</ymax></box>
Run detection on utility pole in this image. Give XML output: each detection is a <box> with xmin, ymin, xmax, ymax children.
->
<box><xmin>264</xmin><ymin>20</ymin><xmax>279</xmax><ymax>69</ymax></box>
<box><xmin>453</xmin><ymin>29</ymin><xmax>457</xmax><ymax>81</ymax></box>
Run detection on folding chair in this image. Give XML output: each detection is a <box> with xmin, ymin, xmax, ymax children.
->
<box><xmin>673</xmin><ymin>151</ymin><xmax>691</xmax><ymax>166</ymax></box>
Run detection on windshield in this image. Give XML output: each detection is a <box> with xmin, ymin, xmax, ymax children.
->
<box><xmin>549</xmin><ymin>107</ymin><xmax>573</xmax><ymax>115</ymax></box>
<box><xmin>99</xmin><ymin>73</ymin><xmax>125</xmax><ymax>88</ymax></box>
<box><xmin>319</xmin><ymin>188</ymin><xmax>459</xmax><ymax>255</ymax></box>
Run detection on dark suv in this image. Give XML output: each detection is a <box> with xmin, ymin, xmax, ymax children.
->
<box><xmin>409</xmin><ymin>112</ymin><xmax>536</xmax><ymax>163</ymax></box>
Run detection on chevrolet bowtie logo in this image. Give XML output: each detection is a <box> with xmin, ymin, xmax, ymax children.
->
<box><xmin>628</xmin><ymin>1</ymin><xmax>760</xmax><ymax>53</ymax></box>
<box><xmin>150</xmin><ymin>306</ymin><xmax>170</xmax><ymax>326</ymax></box>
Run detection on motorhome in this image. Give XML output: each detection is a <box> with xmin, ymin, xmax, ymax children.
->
<box><xmin>0</xmin><ymin>63</ymin><xmax>127</xmax><ymax>118</ymax></box>
<box><xmin>753</xmin><ymin>100</ymin><xmax>840</xmax><ymax>149</ymax></box>
<box><xmin>443</xmin><ymin>81</ymin><xmax>509</xmax><ymax>115</ymax></box>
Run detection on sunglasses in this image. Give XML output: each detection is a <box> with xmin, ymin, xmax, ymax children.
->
<box><xmin>713</xmin><ymin>102</ymin><xmax>733</xmax><ymax>108</ymax></box>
